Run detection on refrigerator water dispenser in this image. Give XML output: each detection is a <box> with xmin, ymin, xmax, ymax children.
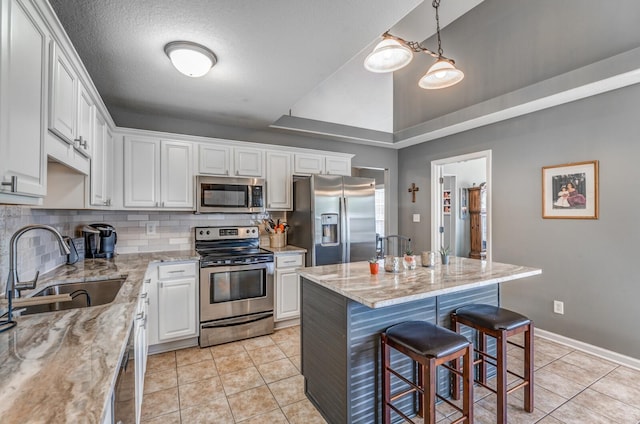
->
<box><xmin>321</xmin><ymin>214</ymin><xmax>339</xmax><ymax>246</ymax></box>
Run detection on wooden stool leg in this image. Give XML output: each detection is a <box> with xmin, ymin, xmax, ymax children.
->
<box><xmin>382</xmin><ymin>334</ymin><xmax>391</xmax><ymax>424</ymax></box>
<box><xmin>417</xmin><ymin>363</ymin><xmax>425</xmax><ymax>418</ymax></box>
<box><xmin>451</xmin><ymin>318</ymin><xmax>461</xmax><ymax>400</ymax></box>
<box><xmin>424</xmin><ymin>358</ymin><xmax>437</xmax><ymax>424</ymax></box>
<box><xmin>496</xmin><ymin>331</ymin><xmax>508</xmax><ymax>424</ymax></box>
<box><xmin>524</xmin><ymin>323</ymin><xmax>534</xmax><ymax>412</ymax></box>
<box><xmin>463</xmin><ymin>344</ymin><xmax>474</xmax><ymax>423</ymax></box>
<box><xmin>478</xmin><ymin>330</ymin><xmax>488</xmax><ymax>384</ymax></box>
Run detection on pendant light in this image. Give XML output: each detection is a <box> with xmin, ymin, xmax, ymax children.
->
<box><xmin>364</xmin><ymin>0</ymin><xmax>464</xmax><ymax>89</ymax></box>
<box><xmin>165</xmin><ymin>41</ymin><xmax>217</xmax><ymax>78</ymax></box>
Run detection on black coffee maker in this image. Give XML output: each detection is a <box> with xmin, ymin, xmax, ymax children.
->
<box><xmin>83</xmin><ymin>223</ymin><xmax>117</xmax><ymax>259</ymax></box>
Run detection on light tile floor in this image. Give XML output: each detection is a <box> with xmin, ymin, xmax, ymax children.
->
<box><xmin>141</xmin><ymin>327</ymin><xmax>640</xmax><ymax>424</ymax></box>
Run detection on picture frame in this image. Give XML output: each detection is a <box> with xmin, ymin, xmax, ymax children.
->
<box><xmin>443</xmin><ymin>190</ymin><xmax>451</xmax><ymax>215</ymax></box>
<box><xmin>542</xmin><ymin>160</ymin><xmax>599</xmax><ymax>219</ymax></box>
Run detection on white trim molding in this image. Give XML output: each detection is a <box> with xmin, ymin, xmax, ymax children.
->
<box><xmin>536</xmin><ymin>328</ymin><xmax>640</xmax><ymax>371</ymax></box>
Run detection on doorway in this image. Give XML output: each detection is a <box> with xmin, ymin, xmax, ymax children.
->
<box><xmin>430</xmin><ymin>150</ymin><xmax>492</xmax><ymax>260</ymax></box>
<box><xmin>352</xmin><ymin>166</ymin><xmax>388</xmax><ymax>247</ymax></box>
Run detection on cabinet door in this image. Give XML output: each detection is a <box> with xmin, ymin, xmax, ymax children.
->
<box><xmin>161</xmin><ymin>140</ymin><xmax>193</xmax><ymax>208</ymax></box>
<box><xmin>134</xmin><ymin>293</ymin><xmax>148</xmax><ymax>424</ymax></box>
<box><xmin>0</xmin><ymin>0</ymin><xmax>48</xmax><ymax>199</ymax></box>
<box><xmin>104</xmin><ymin>127</ymin><xmax>113</xmax><ymax>207</ymax></box>
<box><xmin>275</xmin><ymin>268</ymin><xmax>300</xmax><ymax>321</ymax></box>
<box><xmin>294</xmin><ymin>153</ymin><xmax>323</xmax><ymax>175</ymax></box>
<box><xmin>234</xmin><ymin>147</ymin><xmax>264</xmax><ymax>177</ymax></box>
<box><xmin>157</xmin><ymin>278</ymin><xmax>197</xmax><ymax>341</ymax></box>
<box><xmin>124</xmin><ymin>137</ymin><xmax>160</xmax><ymax>207</ymax></box>
<box><xmin>90</xmin><ymin>113</ymin><xmax>106</xmax><ymax>206</ymax></box>
<box><xmin>49</xmin><ymin>42</ymin><xmax>77</xmax><ymax>144</ymax></box>
<box><xmin>199</xmin><ymin>144</ymin><xmax>231</xmax><ymax>176</ymax></box>
<box><xmin>325</xmin><ymin>156</ymin><xmax>351</xmax><ymax>176</ymax></box>
<box><xmin>76</xmin><ymin>83</ymin><xmax>93</xmax><ymax>158</ymax></box>
<box><xmin>266</xmin><ymin>151</ymin><xmax>292</xmax><ymax>210</ymax></box>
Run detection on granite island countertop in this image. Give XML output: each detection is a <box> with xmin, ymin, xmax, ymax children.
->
<box><xmin>0</xmin><ymin>250</ymin><xmax>199</xmax><ymax>424</ymax></box>
<box><xmin>297</xmin><ymin>256</ymin><xmax>542</xmax><ymax>308</ymax></box>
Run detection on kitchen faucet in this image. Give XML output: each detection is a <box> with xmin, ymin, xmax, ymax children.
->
<box><xmin>3</xmin><ymin>225</ymin><xmax>70</xmax><ymax>325</ymax></box>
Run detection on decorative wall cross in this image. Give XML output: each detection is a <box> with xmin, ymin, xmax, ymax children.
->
<box><xmin>408</xmin><ymin>183</ymin><xmax>419</xmax><ymax>203</ymax></box>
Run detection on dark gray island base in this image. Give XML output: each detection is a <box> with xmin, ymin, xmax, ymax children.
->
<box><xmin>297</xmin><ymin>257</ymin><xmax>542</xmax><ymax>424</ymax></box>
<box><xmin>301</xmin><ymin>277</ymin><xmax>497</xmax><ymax>424</ymax></box>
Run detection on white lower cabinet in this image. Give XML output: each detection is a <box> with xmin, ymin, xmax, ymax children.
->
<box><xmin>148</xmin><ymin>261</ymin><xmax>198</xmax><ymax>346</ymax></box>
<box><xmin>134</xmin><ymin>271</ymin><xmax>150</xmax><ymax>424</ymax></box>
<box><xmin>274</xmin><ymin>253</ymin><xmax>304</xmax><ymax>321</ymax></box>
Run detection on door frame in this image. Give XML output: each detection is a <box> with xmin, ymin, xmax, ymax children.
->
<box><xmin>430</xmin><ymin>150</ymin><xmax>492</xmax><ymax>261</ymax></box>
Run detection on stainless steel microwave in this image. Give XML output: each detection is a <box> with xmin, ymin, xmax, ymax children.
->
<box><xmin>196</xmin><ymin>176</ymin><xmax>265</xmax><ymax>214</ymax></box>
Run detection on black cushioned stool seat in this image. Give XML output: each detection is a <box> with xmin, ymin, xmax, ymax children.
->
<box><xmin>381</xmin><ymin>321</ymin><xmax>473</xmax><ymax>424</ymax></box>
<box><xmin>451</xmin><ymin>305</ymin><xmax>534</xmax><ymax>424</ymax></box>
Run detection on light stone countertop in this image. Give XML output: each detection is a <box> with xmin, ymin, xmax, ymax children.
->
<box><xmin>261</xmin><ymin>244</ymin><xmax>307</xmax><ymax>254</ymax></box>
<box><xmin>297</xmin><ymin>256</ymin><xmax>542</xmax><ymax>309</ymax></box>
<box><xmin>0</xmin><ymin>250</ymin><xmax>199</xmax><ymax>424</ymax></box>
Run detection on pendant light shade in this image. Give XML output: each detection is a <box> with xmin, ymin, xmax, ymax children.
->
<box><xmin>418</xmin><ymin>59</ymin><xmax>464</xmax><ymax>89</ymax></box>
<box><xmin>364</xmin><ymin>38</ymin><xmax>413</xmax><ymax>73</ymax></box>
<box><xmin>165</xmin><ymin>41</ymin><xmax>217</xmax><ymax>78</ymax></box>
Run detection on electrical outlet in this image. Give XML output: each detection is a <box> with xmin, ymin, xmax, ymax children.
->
<box><xmin>146</xmin><ymin>222</ymin><xmax>157</xmax><ymax>235</ymax></box>
<box><xmin>553</xmin><ymin>300</ymin><xmax>564</xmax><ymax>315</ymax></box>
<box><xmin>412</xmin><ymin>214</ymin><xmax>420</xmax><ymax>223</ymax></box>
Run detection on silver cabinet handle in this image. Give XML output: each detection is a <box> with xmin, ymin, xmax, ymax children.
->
<box><xmin>103</xmin><ymin>198</ymin><xmax>111</xmax><ymax>206</ymax></box>
<box><xmin>161</xmin><ymin>201</ymin><xmax>165</xmax><ymax>207</ymax></box>
<box><xmin>136</xmin><ymin>312</ymin><xmax>144</xmax><ymax>320</ymax></box>
<box><xmin>1</xmin><ymin>176</ymin><xmax>17</xmax><ymax>193</ymax></box>
<box><xmin>235</xmin><ymin>170</ymin><xmax>239</xmax><ymax>176</ymax></box>
<box><xmin>225</xmin><ymin>170</ymin><xmax>229</xmax><ymax>175</ymax></box>
<box><xmin>140</xmin><ymin>293</ymin><xmax>148</xmax><ymax>299</ymax></box>
<box><xmin>155</xmin><ymin>202</ymin><xmax>159</xmax><ymax>207</ymax></box>
<box><xmin>144</xmin><ymin>279</ymin><xmax>151</xmax><ymax>284</ymax></box>
<box><xmin>167</xmin><ymin>270</ymin><xmax>184</xmax><ymax>274</ymax></box>
<box><xmin>74</xmin><ymin>136</ymin><xmax>87</xmax><ymax>149</ymax></box>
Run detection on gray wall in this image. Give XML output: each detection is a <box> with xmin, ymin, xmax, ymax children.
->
<box><xmin>398</xmin><ymin>83</ymin><xmax>640</xmax><ymax>358</ymax></box>
<box><xmin>111</xmin><ymin>106</ymin><xmax>398</xmax><ymax>235</ymax></box>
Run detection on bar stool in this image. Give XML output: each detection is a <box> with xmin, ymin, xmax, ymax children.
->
<box><xmin>451</xmin><ymin>304</ymin><xmax>534</xmax><ymax>424</ymax></box>
<box><xmin>381</xmin><ymin>321</ymin><xmax>473</xmax><ymax>424</ymax></box>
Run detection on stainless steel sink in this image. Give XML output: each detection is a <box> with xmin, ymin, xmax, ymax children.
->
<box><xmin>18</xmin><ymin>278</ymin><xmax>126</xmax><ymax>315</ymax></box>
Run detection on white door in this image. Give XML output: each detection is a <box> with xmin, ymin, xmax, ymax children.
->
<box><xmin>199</xmin><ymin>144</ymin><xmax>231</xmax><ymax>176</ymax></box>
<box><xmin>325</xmin><ymin>156</ymin><xmax>351</xmax><ymax>176</ymax></box>
<box><xmin>275</xmin><ymin>268</ymin><xmax>300</xmax><ymax>321</ymax></box>
<box><xmin>124</xmin><ymin>137</ymin><xmax>160</xmax><ymax>207</ymax></box>
<box><xmin>234</xmin><ymin>147</ymin><xmax>264</xmax><ymax>177</ymax></box>
<box><xmin>90</xmin><ymin>113</ymin><xmax>106</xmax><ymax>205</ymax></box>
<box><xmin>293</xmin><ymin>153</ymin><xmax>324</xmax><ymax>175</ymax></box>
<box><xmin>76</xmin><ymin>83</ymin><xmax>93</xmax><ymax>157</ymax></box>
<box><xmin>161</xmin><ymin>140</ymin><xmax>193</xmax><ymax>208</ymax></box>
<box><xmin>157</xmin><ymin>278</ymin><xmax>197</xmax><ymax>341</ymax></box>
<box><xmin>49</xmin><ymin>42</ymin><xmax>77</xmax><ymax>144</ymax></box>
<box><xmin>0</xmin><ymin>0</ymin><xmax>48</xmax><ymax>198</ymax></box>
<box><xmin>266</xmin><ymin>151</ymin><xmax>292</xmax><ymax>210</ymax></box>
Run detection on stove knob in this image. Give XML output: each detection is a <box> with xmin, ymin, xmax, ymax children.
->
<box><xmin>252</xmin><ymin>229</ymin><xmax>256</xmax><ymax>233</ymax></box>
<box><xmin>246</xmin><ymin>229</ymin><xmax>250</xmax><ymax>234</ymax></box>
<box><xmin>206</xmin><ymin>230</ymin><xmax>210</xmax><ymax>235</ymax></box>
<box><xmin>199</xmin><ymin>230</ymin><xmax>204</xmax><ymax>235</ymax></box>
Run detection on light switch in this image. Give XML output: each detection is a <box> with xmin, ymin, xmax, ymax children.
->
<box><xmin>412</xmin><ymin>214</ymin><xmax>420</xmax><ymax>223</ymax></box>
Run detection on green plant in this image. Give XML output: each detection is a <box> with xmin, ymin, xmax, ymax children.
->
<box><xmin>404</xmin><ymin>249</ymin><xmax>414</xmax><ymax>256</ymax></box>
<box><xmin>369</xmin><ymin>256</ymin><xmax>378</xmax><ymax>264</ymax></box>
<box><xmin>439</xmin><ymin>246</ymin><xmax>450</xmax><ymax>256</ymax></box>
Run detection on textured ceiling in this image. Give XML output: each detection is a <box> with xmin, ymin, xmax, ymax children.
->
<box><xmin>48</xmin><ymin>0</ymin><xmax>422</xmax><ymax>129</ymax></box>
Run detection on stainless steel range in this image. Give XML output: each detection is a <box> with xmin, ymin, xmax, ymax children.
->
<box><xmin>195</xmin><ymin>226</ymin><xmax>275</xmax><ymax>347</ymax></box>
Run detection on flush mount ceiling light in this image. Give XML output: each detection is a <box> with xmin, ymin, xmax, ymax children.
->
<box><xmin>364</xmin><ymin>0</ymin><xmax>464</xmax><ymax>89</ymax></box>
<box><xmin>164</xmin><ymin>41</ymin><xmax>217</xmax><ymax>78</ymax></box>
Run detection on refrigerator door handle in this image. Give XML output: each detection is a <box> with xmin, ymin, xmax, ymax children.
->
<box><xmin>342</xmin><ymin>197</ymin><xmax>350</xmax><ymax>263</ymax></box>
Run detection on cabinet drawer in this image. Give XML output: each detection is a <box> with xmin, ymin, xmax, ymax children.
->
<box><xmin>158</xmin><ymin>262</ymin><xmax>196</xmax><ymax>279</ymax></box>
<box><xmin>276</xmin><ymin>254</ymin><xmax>303</xmax><ymax>268</ymax></box>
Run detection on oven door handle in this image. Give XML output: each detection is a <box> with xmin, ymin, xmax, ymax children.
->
<box><xmin>201</xmin><ymin>312</ymin><xmax>273</xmax><ymax>329</ymax></box>
<box><xmin>201</xmin><ymin>262</ymin><xmax>272</xmax><ymax>273</ymax></box>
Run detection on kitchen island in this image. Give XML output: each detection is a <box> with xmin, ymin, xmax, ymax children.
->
<box><xmin>0</xmin><ymin>251</ymin><xmax>198</xmax><ymax>424</ymax></box>
<box><xmin>297</xmin><ymin>256</ymin><xmax>541</xmax><ymax>424</ymax></box>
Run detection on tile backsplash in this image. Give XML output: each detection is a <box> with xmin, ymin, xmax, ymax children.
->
<box><xmin>0</xmin><ymin>206</ymin><xmax>285</xmax><ymax>293</ymax></box>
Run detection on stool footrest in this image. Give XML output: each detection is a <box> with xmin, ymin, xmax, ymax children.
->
<box><xmin>388</xmin><ymin>403</ymin><xmax>418</xmax><ymax>424</ymax></box>
<box><xmin>390</xmin><ymin>387</ymin><xmax>420</xmax><ymax>403</ymax></box>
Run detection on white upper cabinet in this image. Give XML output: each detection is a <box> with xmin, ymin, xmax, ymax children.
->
<box><xmin>0</xmin><ymin>0</ymin><xmax>49</xmax><ymax>201</ymax></box>
<box><xmin>49</xmin><ymin>41</ymin><xmax>76</xmax><ymax>144</ymax></box>
<box><xmin>233</xmin><ymin>147</ymin><xmax>264</xmax><ymax>177</ymax></box>
<box><xmin>294</xmin><ymin>153</ymin><xmax>351</xmax><ymax>176</ymax></box>
<box><xmin>198</xmin><ymin>142</ymin><xmax>264</xmax><ymax>178</ymax></box>
<box><xmin>161</xmin><ymin>141</ymin><xmax>193</xmax><ymax>208</ymax></box>
<box><xmin>294</xmin><ymin>153</ymin><xmax>323</xmax><ymax>175</ymax></box>
<box><xmin>90</xmin><ymin>112</ymin><xmax>111</xmax><ymax>206</ymax></box>
<box><xmin>266</xmin><ymin>151</ymin><xmax>292</xmax><ymax>210</ymax></box>
<box><xmin>124</xmin><ymin>137</ymin><xmax>160</xmax><ymax>208</ymax></box>
<box><xmin>124</xmin><ymin>137</ymin><xmax>193</xmax><ymax>209</ymax></box>
<box><xmin>199</xmin><ymin>144</ymin><xmax>231</xmax><ymax>176</ymax></box>
<box><xmin>76</xmin><ymin>83</ymin><xmax>94</xmax><ymax>157</ymax></box>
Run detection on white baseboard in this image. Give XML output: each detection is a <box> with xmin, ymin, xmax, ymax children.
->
<box><xmin>536</xmin><ymin>328</ymin><xmax>640</xmax><ymax>371</ymax></box>
<box><xmin>148</xmin><ymin>337</ymin><xmax>198</xmax><ymax>355</ymax></box>
<box><xmin>275</xmin><ymin>318</ymin><xmax>300</xmax><ymax>330</ymax></box>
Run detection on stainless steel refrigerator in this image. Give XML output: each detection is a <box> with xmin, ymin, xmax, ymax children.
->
<box><xmin>287</xmin><ymin>175</ymin><xmax>376</xmax><ymax>267</ymax></box>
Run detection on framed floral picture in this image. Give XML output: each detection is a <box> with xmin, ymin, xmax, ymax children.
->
<box><xmin>542</xmin><ymin>160</ymin><xmax>599</xmax><ymax>219</ymax></box>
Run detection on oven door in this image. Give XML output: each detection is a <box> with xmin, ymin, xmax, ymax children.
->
<box><xmin>200</xmin><ymin>262</ymin><xmax>274</xmax><ymax>322</ymax></box>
